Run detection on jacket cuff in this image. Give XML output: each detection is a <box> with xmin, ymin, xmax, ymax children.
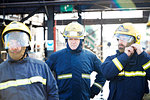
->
<box><xmin>90</xmin><ymin>84</ymin><xmax>102</xmax><ymax>98</ymax></box>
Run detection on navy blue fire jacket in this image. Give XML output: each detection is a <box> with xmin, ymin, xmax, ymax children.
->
<box><xmin>101</xmin><ymin>50</ymin><xmax>150</xmax><ymax>100</ymax></box>
<box><xmin>46</xmin><ymin>41</ymin><xmax>106</xmax><ymax>100</ymax></box>
<box><xmin>0</xmin><ymin>55</ymin><xmax>59</xmax><ymax>100</ymax></box>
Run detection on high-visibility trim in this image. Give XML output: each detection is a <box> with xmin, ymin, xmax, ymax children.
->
<box><xmin>118</xmin><ymin>70</ymin><xmax>125</xmax><ymax>76</ymax></box>
<box><xmin>142</xmin><ymin>61</ymin><xmax>150</xmax><ymax>70</ymax></box>
<box><xmin>58</xmin><ymin>74</ymin><xmax>72</xmax><ymax>80</ymax></box>
<box><xmin>0</xmin><ymin>76</ymin><xmax>46</xmax><ymax>90</ymax></box>
<box><xmin>93</xmin><ymin>83</ymin><xmax>102</xmax><ymax>89</ymax></box>
<box><xmin>112</xmin><ymin>58</ymin><xmax>123</xmax><ymax>71</ymax></box>
<box><xmin>58</xmin><ymin>73</ymin><xmax>90</xmax><ymax>80</ymax></box>
<box><xmin>82</xmin><ymin>74</ymin><xmax>90</xmax><ymax>79</ymax></box>
<box><xmin>118</xmin><ymin>71</ymin><xmax>146</xmax><ymax>77</ymax></box>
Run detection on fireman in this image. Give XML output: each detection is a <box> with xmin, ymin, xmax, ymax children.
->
<box><xmin>46</xmin><ymin>22</ymin><xmax>106</xmax><ymax>100</ymax></box>
<box><xmin>101</xmin><ymin>23</ymin><xmax>150</xmax><ymax>100</ymax></box>
<box><xmin>0</xmin><ymin>21</ymin><xmax>59</xmax><ymax>100</ymax></box>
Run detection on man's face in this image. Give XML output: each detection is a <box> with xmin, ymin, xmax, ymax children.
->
<box><xmin>68</xmin><ymin>38</ymin><xmax>80</xmax><ymax>50</ymax></box>
<box><xmin>118</xmin><ymin>38</ymin><xmax>128</xmax><ymax>53</ymax></box>
<box><xmin>117</xmin><ymin>35</ymin><xmax>135</xmax><ymax>53</ymax></box>
<box><xmin>8</xmin><ymin>40</ymin><xmax>26</xmax><ymax>60</ymax></box>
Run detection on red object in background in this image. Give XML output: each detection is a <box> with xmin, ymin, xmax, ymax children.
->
<box><xmin>53</xmin><ymin>20</ymin><xmax>56</xmax><ymax>52</ymax></box>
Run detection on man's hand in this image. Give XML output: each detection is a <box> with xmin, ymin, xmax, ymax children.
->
<box><xmin>124</xmin><ymin>46</ymin><xmax>135</xmax><ymax>57</ymax></box>
<box><xmin>131</xmin><ymin>43</ymin><xmax>143</xmax><ymax>55</ymax></box>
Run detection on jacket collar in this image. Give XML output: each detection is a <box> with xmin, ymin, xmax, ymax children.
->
<box><xmin>116</xmin><ymin>50</ymin><xmax>138</xmax><ymax>66</ymax></box>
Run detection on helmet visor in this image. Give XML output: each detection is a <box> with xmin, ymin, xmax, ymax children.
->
<box><xmin>63</xmin><ymin>31</ymin><xmax>84</xmax><ymax>39</ymax></box>
<box><xmin>4</xmin><ymin>31</ymin><xmax>29</xmax><ymax>49</ymax></box>
<box><xmin>114</xmin><ymin>33</ymin><xmax>135</xmax><ymax>43</ymax></box>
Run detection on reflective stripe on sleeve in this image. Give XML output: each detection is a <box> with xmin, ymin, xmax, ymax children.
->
<box><xmin>112</xmin><ymin>58</ymin><xmax>123</xmax><ymax>71</ymax></box>
<box><xmin>142</xmin><ymin>61</ymin><xmax>150</xmax><ymax>70</ymax></box>
<box><xmin>0</xmin><ymin>76</ymin><xmax>46</xmax><ymax>90</ymax></box>
<box><xmin>118</xmin><ymin>71</ymin><xmax>146</xmax><ymax>77</ymax></box>
<box><xmin>30</xmin><ymin>76</ymin><xmax>46</xmax><ymax>85</ymax></box>
<box><xmin>82</xmin><ymin>74</ymin><xmax>90</xmax><ymax>79</ymax></box>
<box><xmin>93</xmin><ymin>83</ymin><xmax>102</xmax><ymax>89</ymax></box>
<box><xmin>58</xmin><ymin>74</ymin><xmax>72</xmax><ymax>80</ymax></box>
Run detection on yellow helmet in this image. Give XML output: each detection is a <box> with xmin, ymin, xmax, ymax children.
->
<box><xmin>1</xmin><ymin>21</ymin><xmax>31</xmax><ymax>44</ymax></box>
<box><xmin>114</xmin><ymin>23</ymin><xmax>141</xmax><ymax>44</ymax></box>
<box><xmin>147</xmin><ymin>21</ymin><xmax>150</xmax><ymax>27</ymax></box>
<box><xmin>146</xmin><ymin>21</ymin><xmax>150</xmax><ymax>36</ymax></box>
<box><xmin>63</xmin><ymin>22</ymin><xmax>85</xmax><ymax>39</ymax></box>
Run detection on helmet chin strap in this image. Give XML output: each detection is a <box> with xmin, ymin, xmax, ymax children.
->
<box><xmin>18</xmin><ymin>46</ymin><xmax>31</xmax><ymax>61</ymax></box>
<box><xmin>19</xmin><ymin>47</ymin><xmax>28</xmax><ymax>61</ymax></box>
<box><xmin>6</xmin><ymin>46</ymin><xmax>30</xmax><ymax>61</ymax></box>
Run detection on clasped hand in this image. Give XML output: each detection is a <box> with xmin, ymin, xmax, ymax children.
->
<box><xmin>124</xmin><ymin>43</ymin><xmax>143</xmax><ymax>57</ymax></box>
